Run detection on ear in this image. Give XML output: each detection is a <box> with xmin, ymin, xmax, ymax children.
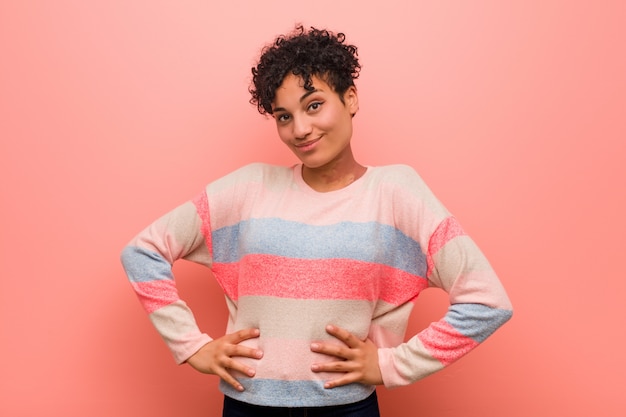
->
<box><xmin>343</xmin><ymin>86</ymin><xmax>359</xmax><ymax>115</ymax></box>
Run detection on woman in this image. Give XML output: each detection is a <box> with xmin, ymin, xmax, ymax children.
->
<box><xmin>121</xmin><ymin>25</ymin><xmax>513</xmax><ymax>416</ymax></box>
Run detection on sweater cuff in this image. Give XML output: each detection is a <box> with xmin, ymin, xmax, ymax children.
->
<box><xmin>173</xmin><ymin>333</ymin><xmax>213</xmax><ymax>365</ymax></box>
<box><xmin>377</xmin><ymin>347</ymin><xmax>412</xmax><ymax>388</ymax></box>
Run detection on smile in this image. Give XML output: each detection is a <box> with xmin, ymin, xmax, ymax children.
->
<box><xmin>294</xmin><ymin>137</ymin><xmax>321</xmax><ymax>151</ymax></box>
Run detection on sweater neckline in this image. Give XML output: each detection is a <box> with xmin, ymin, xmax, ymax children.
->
<box><xmin>292</xmin><ymin>164</ymin><xmax>371</xmax><ymax>196</ymax></box>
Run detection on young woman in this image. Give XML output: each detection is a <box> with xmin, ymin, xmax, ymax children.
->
<box><xmin>121</xmin><ymin>26</ymin><xmax>513</xmax><ymax>417</ymax></box>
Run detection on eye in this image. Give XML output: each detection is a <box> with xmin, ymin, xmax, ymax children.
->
<box><xmin>307</xmin><ymin>101</ymin><xmax>323</xmax><ymax>112</ymax></box>
<box><xmin>276</xmin><ymin>113</ymin><xmax>291</xmax><ymax>123</ymax></box>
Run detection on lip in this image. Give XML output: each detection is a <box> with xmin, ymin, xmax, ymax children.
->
<box><xmin>294</xmin><ymin>137</ymin><xmax>321</xmax><ymax>152</ymax></box>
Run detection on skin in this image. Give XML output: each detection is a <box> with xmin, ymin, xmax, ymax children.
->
<box><xmin>272</xmin><ymin>73</ymin><xmax>367</xmax><ymax>192</ymax></box>
<box><xmin>310</xmin><ymin>324</ymin><xmax>383</xmax><ymax>389</ymax></box>
<box><xmin>187</xmin><ymin>73</ymin><xmax>383</xmax><ymax>391</ymax></box>
<box><xmin>187</xmin><ymin>328</ymin><xmax>263</xmax><ymax>392</ymax></box>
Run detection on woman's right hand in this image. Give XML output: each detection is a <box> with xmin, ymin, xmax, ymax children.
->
<box><xmin>186</xmin><ymin>328</ymin><xmax>263</xmax><ymax>392</ymax></box>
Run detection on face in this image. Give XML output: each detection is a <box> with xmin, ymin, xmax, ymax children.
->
<box><xmin>271</xmin><ymin>73</ymin><xmax>359</xmax><ymax>170</ymax></box>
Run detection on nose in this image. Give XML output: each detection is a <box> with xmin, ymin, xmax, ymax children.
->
<box><xmin>292</xmin><ymin>115</ymin><xmax>312</xmax><ymax>140</ymax></box>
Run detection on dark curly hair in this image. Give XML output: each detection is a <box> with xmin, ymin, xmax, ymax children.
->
<box><xmin>250</xmin><ymin>25</ymin><xmax>361</xmax><ymax>115</ymax></box>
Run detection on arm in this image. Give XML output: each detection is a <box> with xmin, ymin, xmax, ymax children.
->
<box><xmin>310</xmin><ymin>216</ymin><xmax>512</xmax><ymax>388</ymax></box>
<box><xmin>378</xmin><ymin>216</ymin><xmax>513</xmax><ymax>387</ymax></box>
<box><xmin>120</xmin><ymin>200</ymin><xmax>212</xmax><ymax>363</ymax></box>
<box><xmin>120</xmin><ymin>194</ymin><xmax>262</xmax><ymax>390</ymax></box>
<box><xmin>308</xmin><ymin>166</ymin><xmax>512</xmax><ymax>388</ymax></box>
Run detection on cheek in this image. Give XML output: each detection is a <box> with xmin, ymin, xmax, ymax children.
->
<box><xmin>315</xmin><ymin>112</ymin><xmax>339</xmax><ymax>132</ymax></box>
<box><xmin>275</xmin><ymin>126</ymin><xmax>292</xmax><ymax>144</ymax></box>
<box><xmin>319</xmin><ymin>105</ymin><xmax>350</xmax><ymax>131</ymax></box>
<box><xmin>322</xmin><ymin>111</ymin><xmax>351</xmax><ymax>137</ymax></box>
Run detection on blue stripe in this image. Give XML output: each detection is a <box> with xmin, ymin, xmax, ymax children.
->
<box><xmin>212</xmin><ymin>218</ymin><xmax>427</xmax><ymax>276</ymax></box>
<box><xmin>220</xmin><ymin>378</ymin><xmax>374</xmax><ymax>407</ymax></box>
<box><xmin>120</xmin><ymin>246</ymin><xmax>173</xmax><ymax>283</ymax></box>
<box><xmin>445</xmin><ymin>303</ymin><xmax>513</xmax><ymax>343</ymax></box>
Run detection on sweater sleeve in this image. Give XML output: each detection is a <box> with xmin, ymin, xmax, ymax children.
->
<box><xmin>120</xmin><ymin>192</ymin><xmax>213</xmax><ymax>364</ymax></box>
<box><xmin>377</xmin><ymin>215</ymin><xmax>513</xmax><ymax>387</ymax></box>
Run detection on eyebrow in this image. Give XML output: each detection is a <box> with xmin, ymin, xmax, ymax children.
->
<box><xmin>272</xmin><ymin>89</ymin><xmax>319</xmax><ymax>113</ymax></box>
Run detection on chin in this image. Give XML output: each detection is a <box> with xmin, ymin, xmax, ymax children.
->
<box><xmin>292</xmin><ymin>154</ymin><xmax>321</xmax><ymax>168</ymax></box>
<box><xmin>300</xmin><ymin>159</ymin><xmax>330</xmax><ymax>170</ymax></box>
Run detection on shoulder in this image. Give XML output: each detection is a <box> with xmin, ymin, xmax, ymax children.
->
<box><xmin>367</xmin><ymin>164</ymin><xmax>430</xmax><ymax>192</ymax></box>
<box><xmin>371</xmin><ymin>164</ymin><xmax>419</xmax><ymax>177</ymax></box>
<box><xmin>228</xmin><ymin>162</ymin><xmax>291</xmax><ymax>179</ymax></box>
<box><xmin>207</xmin><ymin>163</ymin><xmax>292</xmax><ymax>193</ymax></box>
<box><xmin>368</xmin><ymin>164</ymin><xmax>451</xmax><ymax>220</ymax></box>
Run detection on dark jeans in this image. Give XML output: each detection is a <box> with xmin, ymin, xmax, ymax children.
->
<box><xmin>223</xmin><ymin>391</ymin><xmax>381</xmax><ymax>417</ymax></box>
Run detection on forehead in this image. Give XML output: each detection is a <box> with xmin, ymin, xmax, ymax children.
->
<box><xmin>274</xmin><ymin>74</ymin><xmax>332</xmax><ymax>102</ymax></box>
<box><xmin>276</xmin><ymin>73</ymin><xmax>332</xmax><ymax>93</ymax></box>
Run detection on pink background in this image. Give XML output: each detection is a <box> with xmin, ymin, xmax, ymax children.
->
<box><xmin>1</xmin><ymin>1</ymin><xmax>625</xmax><ymax>416</ymax></box>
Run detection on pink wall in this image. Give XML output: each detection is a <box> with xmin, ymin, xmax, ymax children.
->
<box><xmin>1</xmin><ymin>1</ymin><xmax>625</xmax><ymax>415</ymax></box>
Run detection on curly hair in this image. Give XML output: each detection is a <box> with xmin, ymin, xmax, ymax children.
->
<box><xmin>249</xmin><ymin>25</ymin><xmax>361</xmax><ymax>115</ymax></box>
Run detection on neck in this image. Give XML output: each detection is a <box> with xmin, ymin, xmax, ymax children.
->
<box><xmin>302</xmin><ymin>153</ymin><xmax>366</xmax><ymax>192</ymax></box>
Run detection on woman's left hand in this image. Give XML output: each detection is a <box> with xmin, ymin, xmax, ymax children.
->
<box><xmin>310</xmin><ymin>324</ymin><xmax>383</xmax><ymax>388</ymax></box>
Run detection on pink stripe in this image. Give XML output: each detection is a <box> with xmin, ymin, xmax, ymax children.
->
<box><xmin>426</xmin><ymin>216</ymin><xmax>465</xmax><ymax>276</ymax></box>
<box><xmin>131</xmin><ymin>280</ymin><xmax>179</xmax><ymax>314</ymax></box>
<box><xmin>192</xmin><ymin>190</ymin><xmax>212</xmax><ymax>259</ymax></box>
<box><xmin>230</xmin><ymin>338</ymin><xmax>343</xmax><ymax>381</ymax></box>
<box><xmin>211</xmin><ymin>263</ymin><xmax>239</xmax><ymax>300</ymax></box>
<box><xmin>418</xmin><ymin>320</ymin><xmax>479</xmax><ymax>366</ymax></box>
<box><xmin>449</xmin><ymin>269</ymin><xmax>513</xmax><ymax>309</ymax></box>
<box><xmin>368</xmin><ymin>323</ymin><xmax>405</xmax><ymax>348</ymax></box>
<box><xmin>212</xmin><ymin>255</ymin><xmax>428</xmax><ymax>304</ymax></box>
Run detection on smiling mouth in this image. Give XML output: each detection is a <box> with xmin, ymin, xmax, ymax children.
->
<box><xmin>294</xmin><ymin>137</ymin><xmax>321</xmax><ymax>149</ymax></box>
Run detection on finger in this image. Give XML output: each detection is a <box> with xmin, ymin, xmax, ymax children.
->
<box><xmin>322</xmin><ymin>373</ymin><xmax>359</xmax><ymax>389</ymax></box>
<box><xmin>221</xmin><ymin>356</ymin><xmax>257</xmax><ymax>378</ymax></box>
<box><xmin>216</xmin><ymin>367</ymin><xmax>246</xmax><ymax>392</ymax></box>
<box><xmin>325</xmin><ymin>325</ymin><xmax>362</xmax><ymax>348</ymax></box>
<box><xmin>310</xmin><ymin>341</ymin><xmax>351</xmax><ymax>360</ymax></box>
<box><xmin>225</xmin><ymin>328</ymin><xmax>263</xmax><ymax>359</ymax></box>
<box><xmin>227</xmin><ymin>344</ymin><xmax>264</xmax><ymax>360</ymax></box>
<box><xmin>228</xmin><ymin>328</ymin><xmax>261</xmax><ymax>344</ymax></box>
<box><xmin>311</xmin><ymin>360</ymin><xmax>355</xmax><ymax>373</ymax></box>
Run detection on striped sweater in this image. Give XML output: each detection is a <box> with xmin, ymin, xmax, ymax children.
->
<box><xmin>121</xmin><ymin>163</ymin><xmax>512</xmax><ymax>407</ymax></box>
